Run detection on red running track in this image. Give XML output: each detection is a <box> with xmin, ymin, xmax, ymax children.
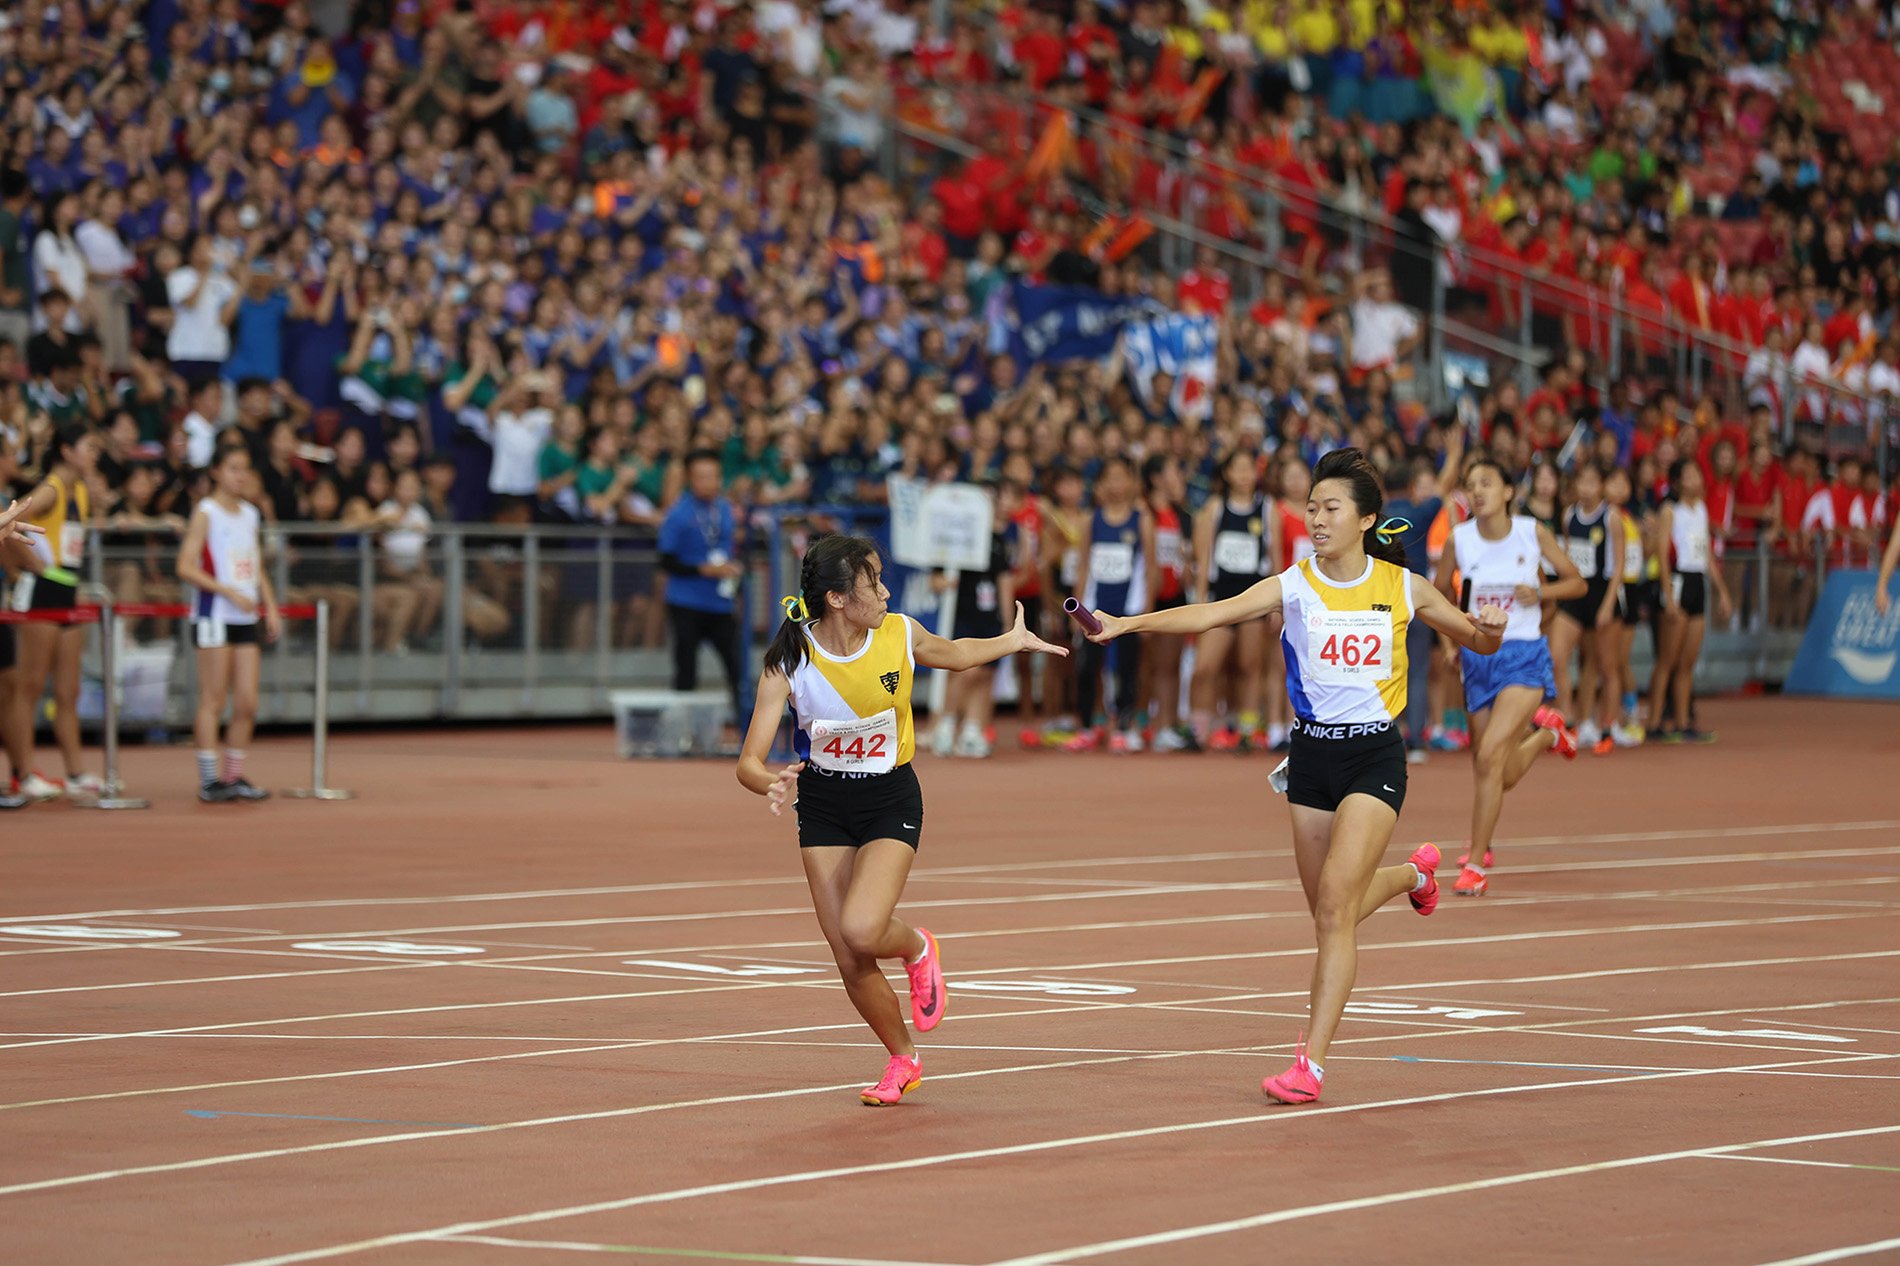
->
<box><xmin>1</xmin><ymin>697</ymin><xmax>1898</xmax><ymax>1265</ymax></box>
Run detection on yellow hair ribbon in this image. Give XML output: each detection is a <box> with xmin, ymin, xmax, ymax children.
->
<box><xmin>1374</xmin><ymin>518</ymin><xmax>1411</xmax><ymax>545</ymax></box>
<box><xmin>780</xmin><ymin>594</ymin><xmax>811</xmax><ymax>623</ymax></box>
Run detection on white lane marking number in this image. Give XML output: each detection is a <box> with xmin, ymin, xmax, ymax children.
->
<box><xmin>1638</xmin><ymin>1025</ymin><xmax>1856</xmax><ymax>1044</ymax></box>
<box><xmin>292</xmin><ymin>940</ymin><xmax>485</xmax><ymax>956</ymax></box>
<box><xmin>1346</xmin><ymin>1001</ymin><xmax>1523</xmax><ymax>1020</ymax></box>
<box><xmin>623</xmin><ymin>959</ymin><xmax>824</xmax><ymax>977</ymax></box>
<box><xmin>0</xmin><ymin>924</ymin><xmax>182</xmax><ymax>941</ymax></box>
<box><xmin>956</xmin><ymin>980</ymin><xmax>1137</xmax><ymax>997</ymax></box>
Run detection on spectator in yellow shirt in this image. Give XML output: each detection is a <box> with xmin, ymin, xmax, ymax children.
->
<box><xmin>1291</xmin><ymin>4</ymin><xmax>1340</xmax><ymax>57</ymax></box>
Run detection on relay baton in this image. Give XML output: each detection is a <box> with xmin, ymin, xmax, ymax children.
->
<box><xmin>1459</xmin><ymin>577</ymin><xmax>1472</xmax><ymax>613</ymax></box>
<box><xmin>1063</xmin><ymin>597</ymin><xmax>1103</xmax><ymax>637</ymax></box>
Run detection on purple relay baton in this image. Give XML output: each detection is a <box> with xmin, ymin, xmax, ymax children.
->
<box><xmin>1063</xmin><ymin>597</ymin><xmax>1104</xmax><ymax>637</ymax></box>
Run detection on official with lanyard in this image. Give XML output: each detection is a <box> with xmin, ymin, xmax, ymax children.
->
<box><xmin>658</xmin><ymin>449</ymin><xmax>745</xmax><ymax>721</ymax></box>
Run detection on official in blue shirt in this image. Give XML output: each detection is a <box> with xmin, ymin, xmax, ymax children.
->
<box><xmin>658</xmin><ymin>449</ymin><xmax>744</xmax><ymax>716</ymax></box>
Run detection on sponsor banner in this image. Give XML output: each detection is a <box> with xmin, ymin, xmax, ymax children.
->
<box><xmin>1785</xmin><ymin>570</ymin><xmax>1900</xmax><ymax>699</ymax></box>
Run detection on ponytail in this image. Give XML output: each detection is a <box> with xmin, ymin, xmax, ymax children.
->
<box><xmin>1312</xmin><ymin>447</ymin><xmax>1409</xmax><ymax>568</ymax></box>
<box><xmin>761</xmin><ymin>533</ymin><xmax>882</xmax><ymax>678</ymax></box>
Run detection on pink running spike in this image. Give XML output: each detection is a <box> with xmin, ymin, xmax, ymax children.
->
<box><xmin>906</xmin><ymin>929</ymin><xmax>946</xmax><ymax>1032</ymax></box>
<box><xmin>1407</xmin><ymin>843</ymin><xmax>1441</xmax><ymax>916</ymax></box>
<box><xmin>861</xmin><ymin>1053</ymin><xmax>923</xmax><ymax>1106</ymax></box>
<box><xmin>1262</xmin><ymin>1030</ymin><xmax>1322</xmax><ymax>1104</ymax></box>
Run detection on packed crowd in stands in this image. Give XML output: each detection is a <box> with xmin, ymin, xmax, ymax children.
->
<box><xmin>0</xmin><ymin>0</ymin><xmax>1894</xmax><ymax>739</ymax></box>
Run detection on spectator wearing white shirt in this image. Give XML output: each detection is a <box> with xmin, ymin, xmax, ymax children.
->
<box><xmin>465</xmin><ymin>372</ymin><xmax>558</xmax><ymax>510</ymax></box>
<box><xmin>1540</xmin><ymin>86</ymin><xmax>1586</xmax><ymax>145</ymax></box>
<box><xmin>32</xmin><ymin>192</ymin><xmax>89</xmax><ymax>335</ymax></box>
<box><xmin>378</xmin><ymin>467</ymin><xmax>510</xmax><ymax>646</ymax></box>
<box><xmin>1348</xmin><ymin>270</ymin><xmax>1422</xmax><ymax>377</ymax></box>
<box><xmin>1790</xmin><ymin>319</ymin><xmax>1833</xmax><ymax>423</ymax></box>
<box><xmin>757</xmin><ymin>0</ymin><xmax>824</xmax><ymax>76</ymax></box>
<box><xmin>1744</xmin><ymin>325</ymin><xmax>1790</xmax><ymax>414</ymax></box>
<box><xmin>166</xmin><ymin>235</ymin><xmax>243</xmax><ymax>385</ymax></box>
<box><xmin>180</xmin><ymin>378</ymin><xmax>227</xmax><ymax>471</ymax></box>
<box><xmin>73</xmin><ymin>186</ymin><xmax>138</xmax><ymax>371</ymax></box>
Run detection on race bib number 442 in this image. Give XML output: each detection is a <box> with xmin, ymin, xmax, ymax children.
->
<box><xmin>1307</xmin><ymin>609</ymin><xmax>1394</xmax><ymax>684</ymax></box>
<box><xmin>808</xmin><ymin>710</ymin><xmax>899</xmax><ymax>775</ymax></box>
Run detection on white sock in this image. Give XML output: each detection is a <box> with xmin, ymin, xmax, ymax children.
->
<box><xmin>1411</xmin><ymin>865</ymin><xmax>1429</xmax><ymax>893</ymax></box>
<box><xmin>1308</xmin><ymin>1059</ymin><xmax>1325</xmax><ymax>1081</ymax></box>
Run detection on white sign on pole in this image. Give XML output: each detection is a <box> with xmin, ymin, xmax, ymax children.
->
<box><xmin>886</xmin><ymin>475</ymin><xmax>994</xmax><ymax>572</ymax></box>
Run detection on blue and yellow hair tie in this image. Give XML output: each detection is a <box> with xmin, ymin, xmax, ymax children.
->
<box><xmin>780</xmin><ymin>594</ymin><xmax>811</xmax><ymax>623</ymax></box>
<box><xmin>1374</xmin><ymin>518</ymin><xmax>1411</xmax><ymax>545</ymax></box>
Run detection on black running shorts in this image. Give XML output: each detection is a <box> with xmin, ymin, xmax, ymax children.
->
<box><xmin>796</xmin><ymin>762</ymin><xmax>924</xmax><ymax>850</ymax></box>
<box><xmin>1284</xmin><ymin>719</ymin><xmax>1407</xmax><ymax>815</ymax></box>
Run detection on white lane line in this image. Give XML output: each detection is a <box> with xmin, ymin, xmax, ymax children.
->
<box><xmin>3</xmin><ymin>976</ymin><xmax>1894</xmax><ymax>1125</ymax></box>
<box><xmin>6</xmin><ymin>934</ymin><xmax>1898</xmax><ymax>1068</ymax></box>
<box><xmin>985</xmin><ymin>1121</ymin><xmax>1900</xmax><ymax>1265</ymax></box>
<box><xmin>1743</xmin><ymin>1019</ymin><xmax>1900</xmax><ymax>1039</ymax></box>
<box><xmin>1750</xmin><ymin>1238</ymin><xmax>1900</xmax><ymax>1266</ymax></box>
<box><xmin>0</xmin><ymin>911</ymin><xmax>1272</xmax><ymax>999</ymax></box>
<box><xmin>1331</xmin><ymin>1054</ymin><xmax>1900</xmax><ymax>1082</ymax></box>
<box><xmin>7</xmin><ymin>841</ymin><xmax>1882</xmax><ymax>961</ymax></box>
<box><xmin>14</xmin><ymin>851</ymin><xmax>1900</xmax><ymax>980</ymax></box>
<box><xmin>937</xmin><ymin>911</ymin><xmax>1894</xmax><ymax>980</ymax></box>
<box><xmin>1696</xmin><ymin>1153</ymin><xmax>1900</xmax><ymax>1174</ymax></box>
<box><xmin>1530</xmin><ymin>1030</ymin><xmax>1889</xmax><ymax>1058</ymax></box>
<box><xmin>0</xmin><ymin>851</ymin><xmax>1271</xmax><ymax>927</ymax></box>
<box><xmin>211</xmin><ymin>1057</ymin><xmax>1897</xmax><ymax>1266</ymax></box>
<box><xmin>0</xmin><ymin>963</ymin><xmax>432</xmax><ymax>1000</ymax></box>
<box><xmin>0</xmin><ymin>881</ymin><xmax>1274</xmax><ymax>959</ymax></box>
<box><xmin>0</xmin><ymin>1044</ymin><xmax>1279</xmax><ymax>1198</ymax></box>
<box><xmin>3</xmin><ymin>818</ymin><xmax>1891</xmax><ymax>930</ymax></box>
<box><xmin>5</xmin><ymin>912</ymin><xmax>1890</xmax><ymax>1054</ymax></box>
<box><xmin>436</xmin><ymin>1238</ymin><xmax>960</xmax><ymax>1266</ymax></box>
<box><xmin>7</xmin><ymin>868</ymin><xmax>1891</xmax><ymax>1000</ymax></box>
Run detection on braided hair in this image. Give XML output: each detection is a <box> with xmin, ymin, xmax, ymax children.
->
<box><xmin>762</xmin><ymin>533</ymin><xmax>882</xmax><ymax>676</ymax></box>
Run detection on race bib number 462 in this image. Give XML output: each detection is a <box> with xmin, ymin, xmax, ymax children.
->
<box><xmin>1307</xmin><ymin>609</ymin><xmax>1394</xmax><ymax>684</ymax></box>
<box><xmin>808</xmin><ymin>710</ymin><xmax>899</xmax><ymax>775</ymax></box>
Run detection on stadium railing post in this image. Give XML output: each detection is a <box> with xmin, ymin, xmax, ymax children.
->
<box><xmin>284</xmin><ymin>599</ymin><xmax>355</xmax><ymax>801</ymax></box>
<box><xmin>75</xmin><ymin>594</ymin><xmax>151</xmax><ymax>812</ymax></box>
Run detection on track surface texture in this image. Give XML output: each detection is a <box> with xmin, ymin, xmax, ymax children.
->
<box><xmin>4</xmin><ymin>697</ymin><xmax>1899</xmax><ymax>1266</ymax></box>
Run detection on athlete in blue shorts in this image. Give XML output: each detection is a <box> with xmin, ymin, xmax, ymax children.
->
<box><xmin>1437</xmin><ymin>458</ymin><xmax>1587</xmax><ymax>895</ymax></box>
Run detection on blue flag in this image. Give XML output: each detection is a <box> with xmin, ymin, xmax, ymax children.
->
<box><xmin>1007</xmin><ymin>283</ymin><xmax>1156</xmax><ymax>365</ymax></box>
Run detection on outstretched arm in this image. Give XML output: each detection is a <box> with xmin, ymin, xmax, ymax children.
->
<box><xmin>912</xmin><ymin>604</ymin><xmax>1069</xmax><ymax>672</ymax></box>
<box><xmin>0</xmin><ymin>498</ymin><xmax>46</xmax><ymax>549</ymax></box>
<box><xmin>1409</xmin><ymin>573</ymin><xmax>1507</xmax><ymax>655</ymax></box>
<box><xmin>1086</xmin><ymin>576</ymin><xmax>1284</xmax><ymax>643</ymax></box>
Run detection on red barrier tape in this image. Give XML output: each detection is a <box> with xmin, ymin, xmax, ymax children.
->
<box><xmin>0</xmin><ymin>607</ymin><xmax>101</xmax><ymax>626</ymax></box>
<box><xmin>0</xmin><ymin>603</ymin><xmax>319</xmax><ymax>624</ymax></box>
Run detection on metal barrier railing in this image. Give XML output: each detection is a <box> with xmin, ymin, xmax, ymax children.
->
<box><xmin>77</xmin><ymin>520</ymin><xmax>726</xmax><ymax>725</ymax></box>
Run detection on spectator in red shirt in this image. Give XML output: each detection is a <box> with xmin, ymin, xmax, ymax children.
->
<box><xmin>900</xmin><ymin>201</ymin><xmax>950</xmax><ymax>283</ymax></box>
<box><xmin>1763</xmin><ymin>445</ymin><xmax>1820</xmax><ymax>627</ymax></box>
<box><xmin>1176</xmin><ymin>245</ymin><xmax>1232</xmax><ymax>315</ymax></box>
<box><xmin>932</xmin><ymin>166</ymin><xmax>989</xmax><ymax>256</ymax></box>
<box><xmin>1013</xmin><ymin>9</ymin><xmax>1066</xmax><ymax>91</ymax></box>
<box><xmin>1733</xmin><ymin>439</ymin><xmax>1782</xmax><ymax>555</ymax></box>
